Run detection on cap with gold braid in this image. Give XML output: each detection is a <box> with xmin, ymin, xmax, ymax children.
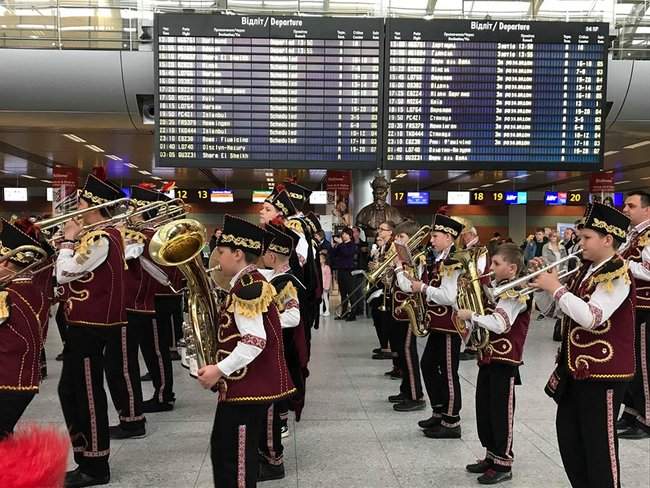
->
<box><xmin>283</xmin><ymin>182</ymin><xmax>312</xmax><ymax>212</ymax></box>
<box><xmin>432</xmin><ymin>214</ymin><xmax>464</xmax><ymax>238</ymax></box>
<box><xmin>217</xmin><ymin>215</ymin><xmax>266</xmax><ymax>256</ymax></box>
<box><xmin>79</xmin><ymin>174</ymin><xmax>125</xmax><ymax>205</ymax></box>
<box><xmin>583</xmin><ymin>202</ymin><xmax>630</xmax><ymax>244</ymax></box>
<box><xmin>0</xmin><ymin>218</ymin><xmax>53</xmax><ymax>265</ymax></box>
<box><xmin>265</xmin><ymin>188</ymin><xmax>296</xmax><ymax>217</ymax></box>
<box><xmin>264</xmin><ymin>224</ymin><xmax>295</xmax><ymax>257</ymax></box>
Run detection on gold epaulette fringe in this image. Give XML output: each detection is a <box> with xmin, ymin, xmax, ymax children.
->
<box><xmin>496</xmin><ymin>288</ymin><xmax>529</xmax><ymax>304</ymax></box>
<box><xmin>440</xmin><ymin>261</ymin><xmax>463</xmax><ymax>277</ymax></box>
<box><xmin>0</xmin><ymin>291</ymin><xmax>9</xmax><ymax>321</ymax></box>
<box><xmin>285</xmin><ymin>219</ymin><xmax>304</xmax><ymax>235</ymax></box>
<box><xmin>274</xmin><ymin>281</ymin><xmax>298</xmax><ymax>308</ymax></box>
<box><xmin>592</xmin><ymin>262</ymin><xmax>630</xmax><ymax>292</ymax></box>
<box><xmin>639</xmin><ymin>230</ymin><xmax>650</xmax><ymax>247</ymax></box>
<box><xmin>75</xmin><ymin>230</ymin><xmax>108</xmax><ymax>257</ymax></box>
<box><xmin>123</xmin><ymin>228</ymin><xmax>146</xmax><ymax>245</ymax></box>
<box><xmin>228</xmin><ymin>281</ymin><xmax>277</xmax><ymax>319</ymax></box>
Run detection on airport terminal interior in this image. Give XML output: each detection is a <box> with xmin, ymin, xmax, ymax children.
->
<box><xmin>1</xmin><ymin>1</ymin><xmax>650</xmax><ymax>487</ymax></box>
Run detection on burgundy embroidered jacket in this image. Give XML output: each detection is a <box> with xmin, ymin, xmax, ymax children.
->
<box><xmin>125</xmin><ymin>227</ymin><xmax>165</xmax><ymax>314</ymax></box>
<box><xmin>478</xmin><ymin>298</ymin><xmax>532</xmax><ymax>366</ymax></box>
<box><xmin>0</xmin><ymin>277</ymin><xmax>50</xmax><ymax>391</ymax></box>
<box><xmin>556</xmin><ymin>257</ymin><xmax>635</xmax><ymax>381</ymax></box>
<box><xmin>620</xmin><ymin>227</ymin><xmax>650</xmax><ymax>309</ymax></box>
<box><xmin>422</xmin><ymin>257</ymin><xmax>458</xmax><ymax>334</ymax></box>
<box><xmin>217</xmin><ymin>268</ymin><xmax>295</xmax><ymax>404</ymax></box>
<box><xmin>64</xmin><ymin>227</ymin><xmax>127</xmax><ymax>327</ymax></box>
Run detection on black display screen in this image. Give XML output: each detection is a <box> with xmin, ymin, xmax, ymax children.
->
<box><xmin>383</xmin><ymin>19</ymin><xmax>608</xmax><ymax>170</ymax></box>
<box><xmin>155</xmin><ymin>13</ymin><xmax>383</xmax><ymax>169</ymax></box>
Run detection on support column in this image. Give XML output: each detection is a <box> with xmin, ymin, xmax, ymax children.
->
<box><xmin>508</xmin><ymin>204</ymin><xmax>527</xmax><ymax>244</ymax></box>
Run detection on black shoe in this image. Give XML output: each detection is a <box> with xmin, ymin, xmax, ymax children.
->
<box><xmin>40</xmin><ymin>367</ymin><xmax>48</xmax><ymax>379</ymax></box>
<box><xmin>56</xmin><ymin>352</ymin><xmax>65</xmax><ymax>361</ymax></box>
<box><xmin>616</xmin><ymin>417</ymin><xmax>632</xmax><ymax>431</ymax></box>
<box><xmin>258</xmin><ymin>461</ymin><xmax>285</xmax><ymax>481</ymax></box>
<box><xmin>142</xmin><ymin>398</ymin><xmax>174</xmax><ymax>413</ymax></box>
<box><xmin>466</xmin><ymin>459</ymin><xmax>492</xmax><ymax>474</ymax></box>
<box><xmin>423</xmin><ymin>425</ymin><xmax>461</xmax><ymax>439</ymax></box>
<box><xmin>345</xmin><ymin>315</ymin><xmax>356</xmax><ymax>322</ymax></box>
<box><xmin>418</xmin><ymin>415</ymin><xmax>441</xmax><ymax>429</ymax></box>
<box><xmin>170</xmin><ymin>350</ymin><xmax>181</xmax><ymax>361</ymax></box>
<box><xmin>141</xmin><ymin>372</ymin><xmax>152</xmax><ymax>381</ymax></box>
<box><xmin>109</xmin><ymin>424</ymin><xmax>146</xmax><ymax>439</ymax></box>
<box><xmin>618</xmin><ymin>425</ymin><xmax>650</xmax><ymax>439</ymax></box>
<box><xmin>389</xmin><ymin>369</ymin><xmax>402</xmax><ymax>380</ymax></box>
<box><xmin>388</xmin><ymin>393</ymin><xmax>406</xmax><ymax>403</ymax></box>
<box><xmin>64</xmin><ymin>468</ymin><xmax>110</xmax><ymax>488</ymax></box>
<box><xmin>477</xmin><ymin>469</ymin><xmax>512</xmax><ymax>485</ymax></box>
<box><xmin>334</xmin><ymin>315</ymin><xmax>345</xmax><ymax>321</ymax></box>
<box><xmin>373</xmin><ymin>348</ymin><xmax>382</xmax><ymax>354</ymax></box>
<box><xmin>393</xmin><ymin>399</ymin><xmax>426</xmax><ymax>412</ymax></box>
<box><xmin>372</xmin><ymin>351</ymin><xmax>393</xmax><ymax>360</ymax></box>
<box><xmin>459</xmin><ymin>350</ymin><xmax>477</xmax><ymax>361</ymax></box>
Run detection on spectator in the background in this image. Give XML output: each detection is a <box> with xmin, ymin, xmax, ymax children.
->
<box><xmin>490</xmin><ymin>232</ymin><xmax>501</xmax><ymax>242</ymax></box>
<box><xmin>544</xmin><ymin>227</ymin><xmax>553</xmax><ymax>238</ymax></box>
<box><xmin>461</xmin><ymin>226</ymin><xmax>480</xmax><ymax>249</ymax></box>
<box><xmin>542</xmin><ymin>230</ymin><xmax>568</xmax><ymax>271</ymax></box>
<box><xmin>352</xmin><ymin>226</ymin><xmax>369</xmax><ymax>317</ymax></box>
<box><xmin>330</xmin><ymin>228</ymin><xmax>358</xmax><ymax>321</ymax></box>
<box><xmin>315</xmin><ymin>230</ymin><xmax>331</xmax><ymax>255</ymax></box>
<box><xmin>320</xmin><ymin>252</ymin><xmax>331</xmax><ymax>317</ymax></box>
<box><xmin>523</xmin><ymin>228</ymin><xmax>548</xmax><ymax>263</ymax></box>
<box><xmin>208</xmin><ymin>226</ymin><xmax>222</xmax><ymax>253</ymax></box>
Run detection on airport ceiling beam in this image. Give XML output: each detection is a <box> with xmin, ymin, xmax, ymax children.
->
<box><xmin>618</xmin><ymin>2</ymin><xmax>650</xmax><ymax>48</ymax></box>
<box><xmin>529</xmin><ymin>0</ymin><xmax>545</xmax><ymax>19</ymax></box>
<box><xmin>426</xmin><ymin>0</ymin><xmax>438</xmax><ymax>15</ymax></box>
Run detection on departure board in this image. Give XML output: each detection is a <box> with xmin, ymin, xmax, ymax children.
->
<box><xmin>384</xmin><ymin>19</ymin><xmax>608</xmax><ymax>170</ymax></box>
<box><xmin>155</xmin><ymin>13</ymin><xmax>383</xmax><ymax>169</ymax></box>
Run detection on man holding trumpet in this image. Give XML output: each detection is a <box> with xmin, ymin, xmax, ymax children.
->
<box><xmin>531</xmin><ymin>202</ymin><xmax>634</xmax><ymax>488</ymax></box>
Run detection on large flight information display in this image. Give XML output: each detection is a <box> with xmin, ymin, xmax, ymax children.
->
<box><xmin>384</xmin><ymin>19</ymin><xmax>608</xmax><ymax>170</ymax></box>
<box><xmin>155</xmin><ymin>14</ymin><xmax>382</xmax><ymax>168</ymax></box>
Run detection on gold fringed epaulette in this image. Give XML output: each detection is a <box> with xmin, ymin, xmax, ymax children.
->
<box><xmin>285</xmin><ymin>219</ymin><xmax>304</xmax><ymax>235</ymax></box>
<box><xmin>497</xmin><ymin>288</ymin><xmax>530</xmax><ymax>305</ymax></box>
<box><xmin>639</xmin><ymin>229</ymin><xmax>650</xmax><ymax>248</ymax></box>
<box><xmin>75</xmin><ymin>230</ymin><xmax>109</xmax><ymax>257</ymax></box>
<box><xmin>0</xmin><ymin>291</ymin><xmax>9</xmax><ymax>322</ymax></box>
<box><xmin>123</xmin><ymin>228</ymin><xmax>146</xmax><ymax>245</ymax></box>
<box><xmin>440</xmin><ymin>260</ymin><xmax>463</xmax><ymax>277</ymax></box>
<box><xmin>274</xmin><ymin>281</ymin><xmax>298</xmax><ymax>308</ymax></box>
<box><xmin>228</xmin><ymin>281</ymin><xmax>277</xmax><ymax>319</ymax></box>
<box><xmin>592</xmin><ymin>261</ymin><xmax>630</xmax><ymax>292</ymax></box>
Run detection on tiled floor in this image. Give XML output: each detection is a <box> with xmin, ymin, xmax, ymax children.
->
<box><xmin>22</xmin><ymin>316</ymin><xmax>650</xmax><ymax>487</ymax></box>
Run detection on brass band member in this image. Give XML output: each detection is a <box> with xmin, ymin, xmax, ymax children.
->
<box><xmin>196</xmin><ymin>215</ymin><xmax>295</xmax><ymax>488</ymax></box>
<box><xmin>0</xmin><ymin>219</ymin><xmax>53</xmax><ymax>439</ymax></box>
<box><xmin>370</xmin><ymin>221</ymin><xmax>396</xmax><ymax>363</ymax></box>
<box><xmin>460</xmin><ymin>225</ymin><xmax>481</xmax><ymax>361</ymax></box>
<box><xmin>56</xmin><ymin>174</ymin><xmax>127</xmax><ymax>487</ymax></box>
<box><xmin>401</xmin><ymin>214</ymin><xmax>465</xmax><ymax>438</ymax></box>
<box><xmin>389</xmin><ymin>221</ymin><xmax>425</xmax><ymax>412</ymax></box>
<box><xmin>456</xmin><ymin>243</ymin><xmax>531</xmax><ymax>484</ymax></box>
<box><xmin>618</xmin><ymin>191</ymin><xmax>650</xmax><ymax>439</ymax></box>
<box><xmin>534</xmin><ymin>203</ymin><xmax>633</xmax><ymax>488</ymax></box>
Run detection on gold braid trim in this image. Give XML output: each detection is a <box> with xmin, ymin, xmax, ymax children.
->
<box><xmin>639</xmin><ymin>229</ymin><xmax>650</xmax><ymax>247</ymax></box>
<box><xmin>274</xmin><ymin>281</ymin><xmax>298</xmax><ymax>309</ymax></box>
<box><xmin>285</xmin><ymin>219</ymin><xmax>304</xmax><ymax>235</ymax></box>
<box><xmin>123</xmin><ymin>228</ymin><xmax>146</xmax><ymax>245</ymax></box>
<box><xmin>228</xmin><ymin>281</ymin><xmax>277</xmax><ymax>319</ymax></box>
<box><xmin>440</xmin><ymin>261</ymin><xmax>463</xmax><ymax>277</ymax></box>
<box><xmin>497</xmin><ymin>288</ymin><xmax>530</xmax><ymax>304</ymax></box>
<box><xmin>591</xmin><ymin>261</ymin><xmax>630</xmax><ymax>292</ymax></box>
<box><xmin>0</xmin><ymin>291</ymin><xmax>9</xmax><ymax>321</ymax></box>
<box><xmin>75</xmin><ymin>230</ymin><xmax>109</xmax><ymax>257</ymax></box>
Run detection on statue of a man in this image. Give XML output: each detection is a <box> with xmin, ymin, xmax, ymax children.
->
<box><xmin>355</xmin><ymin>175</ymin><xmax>404</xmax><ymax>238</ymax></box>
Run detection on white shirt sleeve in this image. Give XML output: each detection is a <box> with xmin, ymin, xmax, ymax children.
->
<box><xmin>216</xmin><ymin>311</ymin><xmax>266</xmax><ymax>377</ymax></box>
<box><xmin>553</xmin><ymin>277</ymin><xmax>630</xmax><ymax>330</ymax></box>
<box><xmin>125</xmin><ymin>242</ymin><xmax>144</xmax><ymax>260</ymax></box>
<box><xmin>56</xmin><ymin>237</ymin><xmax>109</xmax><ymax>284</ymax></box>
<box><xmin>424</xmin><ymin>269</ymin><xmax>460</xmax><ymax>307</ymax></box>
<box><xmin>395</xmin><ymin>267</ymin><xmax>414</xmax><ymax>293</ymax></box>
<box><xmin>628</xmin><ymin>245</ymin><xmax>650</xmax><ymax>281</ymax></box>
<box><xmin>472</xmin><ymin>298</ymin><xmax>528</xmax><ymax>334</ymax></box>
<box><xmin>280</xmin><ymin>306</ymin><xmax>300</xmax><ymax>329</ymax></box>
<box><xmin>296</xmin><ymin>235</ymin><xmax>309</xmax><ymax>266</ymax></box>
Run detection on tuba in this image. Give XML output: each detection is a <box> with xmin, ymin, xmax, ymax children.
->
<box><xmin>149</xmin><ymin>218</ymin><xmax>219</xmax><ymax>377</ymax></box>
<box><xmin>453</xmin><ymin>246</ymin><xmax>491</xmax><ymax>351</ymax></box>
<box><xmin>396</xmin><ymin>247</ymin><xmax>429</xmax><ymax>337</ymax></box>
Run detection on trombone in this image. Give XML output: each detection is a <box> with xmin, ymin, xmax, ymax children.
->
<box><xmin>0</xmin><ymin>245</ymin><xmax>51</xmax><ymax>288</ymax></box>
<box><xmin>37</xmin><ymin>197</ymin><xmax>132</xmax><ymax>234</ymax></box>
<box><xmin>485</xmin><ymin>250</ymin><xmax>583</xmax><ymax>303</ymax></box>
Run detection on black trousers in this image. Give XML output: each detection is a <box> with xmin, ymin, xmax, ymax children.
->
<box><xmin>351</xmin><ymin>272</ymin><xmax>364</xmax><ymax>316</ymax></box>
<box><xmin>155</xmin><ymin>294</ymin><xmax>184</xmax><ymax>351</ymax></box>
<box><xmin>420</xmin><ymin>332</ymin><xmax>462</xmax><ymax>427</ymax></box>
<box><xmin>258</xmin><ymin>402</ymin><xmax>284</xmax><ymax>465</ymax></box>
<box><xmin>0</xmin><ymin>390</ymin><xmax>36</xmax><ymax>439</ymax></box>
<box><xmin>387</xmin><ymin>312</ymin><xmax>402</xmax><ymax>370</ymax></box>
<box><xmin>621</xmin><ymin>310</ymin><xmax>650</xmax><ymax>432</ymax></box>
<box><xmin>476</xmin><ymin>364</ymin><xmax>518</xmax><ymax>471</ymax></box>
<box><xmin>370</xmin><ymin>298</ymin><xmax>390</xmax><ymax>350</ymax></box>
<box><xmin>395</xmin><ymin>321</ymin><xmax>423</xmax><ymax>401</ymax></box>
<box><xmin>58</xmin><ymin>325</ymin><xmax>117</xmax><ymax>477</ymax></box>
<box><xmin>139</xmin><ymin>311</ymin><xmax>175</xmax><ymax>403</ymax></box>
<box><xmin>211</xmin><ymin>403</ymin><xmax>268</xmax><ymax>488</ymax></box>
<box><xmin>105</xmin><ymin>317</ymin><xmax>145</xmax><ymax>430</ymax></box>
<box><xmin>556</xmin><ymin>380</ymin><xmax>627</xmax><ymax>488</ymax></box>
<box><xmin>337</xmin><ymin>270</ymin><xmax>354</xmax><ymax>317</ymax></box>
<box><xmin>55</xmin><ymin>302</ymin><xmax>67</xmax><ymax>345</ymax></box>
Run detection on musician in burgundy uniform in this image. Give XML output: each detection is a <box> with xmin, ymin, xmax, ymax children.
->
<box><xmin>258</xmin><ymin>224</ymin><xmax>308</xmax><ymax>482</ymax></box>
<box><xmin>534</xmin><ymin>202</ymin><xmax>634</xmax><ymax>488</ymax></box>
<box><xmin>56</xmin><ymin>174</ymin><xmax>127</xmax><ymax>487</ymax></box>
<box><xmin>0</xmin><ymin>219</ymin><xmax>53</xmax><ymax>439</ymax></box>
<box><xmin>456</xmin><ymin>243</ymin><xmax>531</xmax><ymax>485</ymax></box>
<box><xmin>618</xmin><ymin>190</ymin><xmax>650</xmax><ymax>439</ymax></box>
<box><xmin>389</xmin><ymin>220</ymin><xmax>426</xmax><ymax>412</ymax></box>
<box><xmin>400</xmin><ymin>214</ymin><xmax>467</xmax><ymax>438</ymax></box>
<box><xmin>196</xmin><ymin>215</ymin><xmax>295</xmax><ymax>488</ymax></box>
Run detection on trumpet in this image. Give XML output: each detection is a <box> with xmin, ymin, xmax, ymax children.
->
<box><xmin>0</xmin><ymin>245</ymin><xmax>51</xmax><ymax>288</ymax></box>
<box><xmin>486</xmin><ymin>250</ymin><xmax>583</xmax><ymax>302</ymax></box>
<box><xmin>37</xmin><ymin>197</ymin><xmax>132</xmax><ymax>234</ymax></box>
